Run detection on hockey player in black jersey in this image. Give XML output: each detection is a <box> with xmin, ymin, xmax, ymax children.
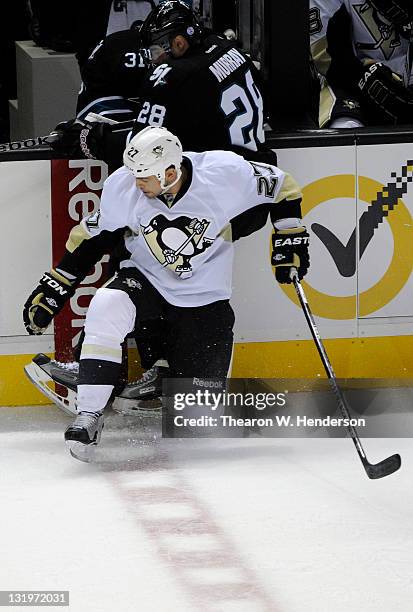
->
<box><xmin>52</xmin><ymin>0</ymin><xmax>267</xmax><ymax>162</ymax></box>
<box><xmin>76</xmin><ymin>26</ymin><xmax>152</xmax><ymax>124</ymax></box>
<box><xmin>133</xmin><ymin>0</ymin><xmax>265</xmax><ymax>152</ymax></box>
<box><xmin>75</xmin><ymin>1</ymin><xmax>199</xmax><ymax>123</ymax></box>
<box><xmin>23</xmin><ymin>127</ymin><xmax>309</xmax><ymax>460</ymax></box>
<box><xmin>310</xmin><ymin>0</ymin><xmax>413</xmax><ymax>127</ymax></box>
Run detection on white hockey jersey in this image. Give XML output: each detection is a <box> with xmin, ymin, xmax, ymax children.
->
<box><xmin>310</xmin><ymin>0</ymin><xmax>413</xmax><ymax>86</ymax></box>
<box><xmin>84</xmin><ymin>150</ymin><xmax>300</xmax><ymax>307</ymax></box>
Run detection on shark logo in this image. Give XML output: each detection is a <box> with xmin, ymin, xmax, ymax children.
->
<box><xmin>149</xmin><ymin>64</ymin><xmax>172</xmax><ymax>87</ymax></box>
<box><xmin>354</xmin><ymin>2</ymin><xmax>401</xmax><ymax>60</ymax></box>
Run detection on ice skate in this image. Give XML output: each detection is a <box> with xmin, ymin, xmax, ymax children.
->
<box><xmin>25</xmin><ymin>354</ymin><xmax>168</xmax><ymax>417</ymax></box>
<box><xmin>24</xmin><ymin>354</ymin><xmax>78</xmax><ymax>416</ymax></box>
<box><xmin>64</xmin><ymin>411</ymin><xmax>104</xmax><ymax>462</ymax></box>
<box><xmin>112</xmin><ymin>362</ymin><xmax>169</xmax><ymax>416</ymax></box>
<box><xmin>49</xmin><ymin>359</ymin><xmax>79</xmax><ymax>390</ymax></box>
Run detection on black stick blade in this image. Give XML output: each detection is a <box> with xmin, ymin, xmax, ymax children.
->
<box><xmin>364</xmin><ymin>454</ymin><xmax>401</xmax><ymax>479</ymax></box>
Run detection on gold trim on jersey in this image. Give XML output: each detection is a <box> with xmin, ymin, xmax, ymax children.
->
<box><xmin>276</xmin><ymin>173</ymin><xmax>302</xmax><ymax>202</ymax></box>
<box><xmin>319</xmin><ymin>78</ymin><xmax>336</xmax><ymax>128</ymax></box>
<box><xmin>311</xmin><ymin>36</ymin><xmax>331</xmax><ymax>76</ymax></box>
<box><xmin>218</xmin><ymin>224</ymin><xmax>233</xmax><ymax>242</ymax></box>
<box><xmin>65</xmin><ymin>223</ymin><xmax>92</xmax><ymax>253</ymax></box>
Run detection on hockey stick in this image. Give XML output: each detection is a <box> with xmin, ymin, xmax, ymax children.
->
<box><xmin>0</xmin><ymin>114</ymin><xmax>125</xmax><ymax>155</ymax></box>
<box><xmin>290</xmin><ymin>268</ymin><xmax>401</xmax><ymax>479</ymax></box>
<box><xmin>0</xmin><ymin>133</ymin><xmax>58</xmax><ymax>153</ymax></box>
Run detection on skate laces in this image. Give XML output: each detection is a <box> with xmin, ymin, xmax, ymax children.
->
<box><xmin>129</xmin><ymin>365</ymin><xmax>158</xmax><ymax>385</ymax></box>
<box><xmin>52</xmin><ymin>360</ymin><xmax>79</xmax><ymax>372</ymax></box>
<box><xmin>142</xmin><ymin>367</ymin><xmax>156</xmax><ymax>381</ymax></box>
<box><xmin>75</xmin><ymin>412</ymin><xmax>102</xmax><ymax>427</ymax></box>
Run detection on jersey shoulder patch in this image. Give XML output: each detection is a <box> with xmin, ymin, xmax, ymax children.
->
<box><xmin>144</xmin><ymin>55</ymin><xmax>198</xmax><ymax>90</ymax></box>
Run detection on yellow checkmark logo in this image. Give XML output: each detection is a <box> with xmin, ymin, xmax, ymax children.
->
<box><xmin>277</xmin><ymin>174</ymin><xmax>413</xmax><ymax>319</ymax></box>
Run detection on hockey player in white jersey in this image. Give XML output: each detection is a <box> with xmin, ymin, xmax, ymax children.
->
<box><xmin>23</xmin><ymin>127</ymin><xmax>309</xmax><ymax>460</ymax></box>
<box><xmin>43</xmin><ymin>0</ymin><xmax>276</xmax><ymax>408</ymax></box>
<box><xmin>310</xmin><ymin>0</ymin><xmax>413</xmax><ymax>127</ymax></box>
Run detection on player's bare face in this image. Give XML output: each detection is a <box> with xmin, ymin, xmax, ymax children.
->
<box><xmin>135</xmin><ymin>176</ymin><xmax>162</xmax><ymax>198</ymax></box>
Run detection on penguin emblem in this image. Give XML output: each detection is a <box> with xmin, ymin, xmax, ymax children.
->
<box><xmin>354</xmin><ymin>2</ymin><xmax>401</xmax><ymax>60</ymax></box>
<box><xmin>142</xmin><ymin>214</ymin><xmax>213</xmax><ymax>277</ymax></box>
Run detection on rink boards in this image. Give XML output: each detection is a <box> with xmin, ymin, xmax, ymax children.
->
<box><xmin>1</xmin><ymin>141</ymin><xmax>413</xmax><ymax>404</ymax></box>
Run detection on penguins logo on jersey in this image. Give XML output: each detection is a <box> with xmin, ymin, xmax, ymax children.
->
<box><xmin>354</xmin><ymin>2</ymin><xmax>401</xmax><ymax>60</ymax></box>
<box><xmin>142</xmin><ymin>214</ymin><xmax>213</xmax><ymax>276</ymax></box>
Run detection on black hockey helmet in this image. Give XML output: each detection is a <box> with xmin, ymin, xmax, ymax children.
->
<box><xmin>140</xmin><ymin>0</ymin><xmax>204</xmax><ymax>55</ymax></box>
<box><xmin>368</xmin><ymin>0</ymin><xmax>413</xmax><ymax>27</ymax></box>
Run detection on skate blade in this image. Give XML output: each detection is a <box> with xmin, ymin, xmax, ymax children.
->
<box><xmin>24</xmin><ymin>360</ymin><xmax>78</xmax><ymax>416</ymax></box>
<box><xmin>112</xmin><ymin>397</ymin><xmax>162</xmax><ymax>417</ymax></box>
<box><xmin>66</xmin><ymin>440</ymin><xmax>97</xmax><ymax>463</ymax></box>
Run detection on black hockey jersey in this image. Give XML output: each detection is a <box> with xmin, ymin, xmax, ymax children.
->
<box><xmin>132</xmin><ymin>33</ymin><xmax>265</xmax><ymax>152</ymax></box>
<box><xmin>76</xmin><ymin>30</ymin><xmax>275</xmax><ymax>241</ymax></box>
<box><xmin>76</xmin><ymin>28</ymin><xmax>150</xmax><ymax>122</ymax></box>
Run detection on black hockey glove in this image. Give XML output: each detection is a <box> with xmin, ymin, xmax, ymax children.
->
<box><xmin>23</xmin><ymin>269</ymin><xmax>76</xmax><ymax>335</ymax></box>
<box><xmin>49</xmin><ymin>119</ymin><xmax>110</xmax><ymax>159</ymax></box>
<box><xmin>271</xmin><ymin>227</ymin><xmax>310</xmax><ymax>284</ymax></box>
<box><xmin>358</xmin><ymin>62</ymin><xmax>413</xmax><ymax>124</ymax></box>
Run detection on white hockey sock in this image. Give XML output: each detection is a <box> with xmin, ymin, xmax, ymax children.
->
<box><xmin>76</xmin><ymin>287</ymin><xmax>137</xmax><ymax>414</ymax></box>
<box><xmin>81</xmin><ymin>287</ymin><xmax>136</xmax><ymax>364</ymax></box>
<box><xmin>77</xmin><ymin>384</ymin><xmax>114</xmax><ymax>415</ymax></box>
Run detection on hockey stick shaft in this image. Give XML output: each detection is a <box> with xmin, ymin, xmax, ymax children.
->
<box><xmin>290</xmin><ymin>270</ymin><xmax>368</xmax><ymax>455</ymax></box>
<box><xmin>0</xmin><ymin>133</ymin><xmax>58</xmax><ymax>153</ymax></box>
<box><xmin>0</xmin><ymin>115</ymin><xmax>132</xmax><ymax>156</ymax></box>
<box><xmin>290</xmin><ymin>268</ymin><xmax>401</xmax><ymax>478</ymax></box>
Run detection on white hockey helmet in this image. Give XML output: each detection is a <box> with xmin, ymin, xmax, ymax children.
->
<box><xmin>123</xmin><ymin>126</ymin><xmax>183</xmax><ymax>192</ymax></box>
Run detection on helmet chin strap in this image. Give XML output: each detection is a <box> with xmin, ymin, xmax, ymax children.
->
<box><xmin>159</xmin><ymin>167</ymin><xmax>183</xmax><ymax>194</ymax></box>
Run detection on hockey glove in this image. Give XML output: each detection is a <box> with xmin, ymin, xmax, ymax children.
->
<box><xmin>358</xmin><ymin>62</ymin><xmax>413</xmax><ymax>124</ymax></box>
<box><xmin>23</xmin><ymin>269</ymin><xmax>76</xmax><ymax>335</ymax></box>
<box><xmin>50</xmin><ymin>118</ymin><xmax>110</xmax><ymax>159</ymax></box>
<box><xmin>271</xmin><ymin>227</ymin><xmax>310</xmax><ymax>284</ymax></box>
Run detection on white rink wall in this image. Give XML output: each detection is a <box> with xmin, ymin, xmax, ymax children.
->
<box><xmin>1</xmin><ymin>144</ymin><xmax>413</xmax><ymax>404</ymax></box>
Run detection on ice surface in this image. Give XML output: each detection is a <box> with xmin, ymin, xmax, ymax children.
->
<box><xmin>0</xmin><ymin>405</ymin><xmax>412</xmax><ymax>612</ymax></box>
